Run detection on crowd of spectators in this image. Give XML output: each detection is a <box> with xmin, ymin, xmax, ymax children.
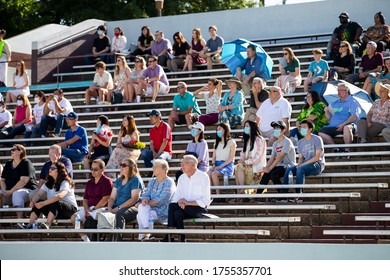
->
<box><xmin>1</xmin><ymin>12</ymin><xmax>390</xmax><ymax>242</ymax></box>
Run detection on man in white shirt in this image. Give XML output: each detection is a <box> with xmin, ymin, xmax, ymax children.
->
<box><xmin>39</xmin><ymin>88</ymin><xmax>73</xmax><ymax>138</ymax></box>
<box><xmin>164</xmin><ymin>155</ymin><xmax>210</xmax><ymax>242</ymax></box>
<box><xmin>0</xmin><ymin>101</ymin><xmax>12</xmax><ymax>133</ymax></box>
<box><xmin>256</xmin><ymin>86</ymin><xmax>291</xmax><ymax>146</ymax></box>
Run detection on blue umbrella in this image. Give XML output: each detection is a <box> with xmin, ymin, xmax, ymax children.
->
<box><xmin>221</xmin><ymin>38</ymin><xmax>273</xmax><ymax>80</ymax></box>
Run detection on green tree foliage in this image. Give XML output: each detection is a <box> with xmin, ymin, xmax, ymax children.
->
<box><xmin>1</xmin><ymin>0</ymin><xmax>257</xmax><ymax>36</ymax></box>
<box><xmin>0</xmin><ymin>0</ymin><xmax>40</xmax><ymax>36</ymax></box>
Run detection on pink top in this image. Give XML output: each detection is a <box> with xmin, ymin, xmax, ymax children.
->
<box><xmin>15</xmin><ymin>106</ymin><xmax>32</xmax><ymax>125</ymax></box>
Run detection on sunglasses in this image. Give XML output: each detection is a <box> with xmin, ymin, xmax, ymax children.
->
<box><xmin>10</xmin><ymin>148</ymin><xmax>19</xmax><ymax>152</ymax></box>
<box><xmin>271</xmin><ymin>89</ymin><xmax>280</xmax><ymax>94</ymax></box>
<box><xmin>91</xmin><ymin>168</ymin><xmax>100</xmax><ymax>172</ymax></box>
<box><xmin>339</xmin><ymin>45</ymin><xmax>347</xmax><ymax>48</ymax></box>
<box><xmin>49</xmin><ymin>166</ymin><xmax>58</xmax><ymax>171</ymax></box>
<box><xmin>135</xmin><ymin>60</ymin><xmax>141</xmax><ymax>63</ymax></box>
<box><xmin>120</xmin><ymin>163</ymin><xmax>129</xmax><ymax>168</ymax></box>
<box><xmin>148</xmin><ymin>60</ymin><xmax>156</xmax><ymax>63</ymax></box>
<box><xmin>177</xmin><ymin>85</ymin><xmax>185</xmax><ymax>89</ymax></box>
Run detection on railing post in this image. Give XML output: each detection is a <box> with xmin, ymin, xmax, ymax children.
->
<box><xmin>31</xmin><ymin>42</ymin><xmax>39</xmax><ymax>84</ymax></box>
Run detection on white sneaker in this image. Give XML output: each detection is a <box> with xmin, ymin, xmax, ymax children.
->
<box><xmin>81</xmin><ymin>235</ymin><xmax>90</xmax><ymax>242</ymax></box>
<box><xmin>138</xmin><ymin>234</ymin><xmax>145</xmax><ymax>241</ymax></box>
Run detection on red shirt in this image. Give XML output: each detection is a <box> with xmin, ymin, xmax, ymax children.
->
<box><xmin>150</xmin><ymin>121</ymin><xmax>172</xmax><ymax>155</ymax></box>
<box><xmin>83</xmin><ymin>175</ymin><xmax>113</xmax><ymax>207</ymax></box>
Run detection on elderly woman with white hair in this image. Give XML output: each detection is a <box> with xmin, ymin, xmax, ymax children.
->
<box><xmin>136</xmin><ymin>159</ymin><xmax>176</xmax><ymax>240</ymax></box>
<box><xmin>242</xmin><ymin>77</ymin><xmax>269</xmax><ymax>125</ymax></box>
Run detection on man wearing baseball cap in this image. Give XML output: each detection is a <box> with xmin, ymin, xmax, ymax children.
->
<box><xmin>327</xmin><ymin>12</ymin><xmax>363</xmax><ymax>59</ymax></box>
<box><xmin>347</xmin><ymin>40</ymin><xmax>383</xmax><ymax>84</ymax></box>
<box><xmin>58</xmin><ymin>112</ymin><xmax>88</xmax><ymax>163</ymax></box>
<box><xmin>141</xmin><ymin>109</ymin><xmax>172</xmax><ymax>168</ymax></box>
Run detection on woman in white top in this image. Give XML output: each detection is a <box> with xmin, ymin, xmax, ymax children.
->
<box><xmin>105</xmin><ymin>55</ymin><xmax>131</xmax><ymax>104</ymax></box>
<box><xmin>125</xmin><ymin>56</ymin><xmax>147</xmax><ymax>103</ymax></box>
<box><xmin>25</xmin><ymin>91</ymin><xmax>46</xmax><ymax>138</ymax></box>
<box><xmin>24</xmin><ymin>161</ymin><xmax>77</xmax><ymax>229</ymax></box>
<box><xmin>195</xmin><ymin>78</ymin><xmax>222</xmax><ymax>126</ymax></box>
<box><xmin>233</xmin><ymin>120</ymin><xmax>267</xmax><ymax>203</ymax></box>
<box><xmin>208</xmin><ymin>122</ymin><xmax>236</xmax><ymax>200</ymax></box>
<box><xmin>5</xmin><ymin>60</ymin><xmax>30</xmax><ymax>103</ymax></box>
<box><xmin>111</xmin><ymin>27</ymin><xmax>127</xmax><ymax>54</ymax></box>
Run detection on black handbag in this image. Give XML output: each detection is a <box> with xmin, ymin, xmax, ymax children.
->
<box><xmin>84</xmin><ymin>216</ymin><xmax>98</xmax><ymax>241</ymax></box>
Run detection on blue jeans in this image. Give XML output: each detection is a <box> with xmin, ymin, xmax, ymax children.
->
<box><xmin>24</xmin><ymin>126</ymin><xmax>40</xmax><ymax>138</ymax></box>
<box><xmin>0</xmin><ymin>125</ymin><xmax>26</xmax><ymax>139</ymax></box>
<box><xmin>141</xmin><ymin>149</ymin><xmax>171</xmax><ymax>168</ymax></box>
<box><xmin>39</xmin><ymin>115</ymin><xmax>68</xmax><ymax>137</ymax></box>
<box><xmin>62</xmin><ymin>148</ymin><xmax>86</xmax><ymax>163</ymax></box>
<box><xmin>283</xmin><ymin>162</ymin><xmax>323</xmax><ymax>193</ymax></box>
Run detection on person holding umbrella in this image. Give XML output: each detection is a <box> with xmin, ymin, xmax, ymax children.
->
<box><xmin>236</xmin><ymin>45</ymin><xmax>265</xmax><ymax>96</ymax></box>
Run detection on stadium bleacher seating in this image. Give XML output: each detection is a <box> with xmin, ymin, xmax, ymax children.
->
<box><xmin>1</xmin><ymin>32</ymin><xmax>389</xmax><ymax>244</ymax></box>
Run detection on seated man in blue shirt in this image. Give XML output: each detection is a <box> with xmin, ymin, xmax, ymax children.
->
<box><xmin>167</xmin><ymin>81</ymin><xmax>201</xmax><ymax>132</ymax></box>
<box><xmin>58</xmin><ymin>112</ymin><xmax>88</xmax><ymax>163</ymax></box>
<box><xmin>319</xmin><ymin>83</ymin><xmax>361</xmax><ymax>153</ymax></box>
<box><xmin>236</xmin><ymin>45</ymin><xmax>264</xmax><ymax>95</ymax></box>
<box><xmin>199</xmin><ymin>25</ymin><xmax>224</xmax><ymax>70</ymax></box>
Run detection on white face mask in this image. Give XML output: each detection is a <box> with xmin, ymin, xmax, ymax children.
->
<box><xmin>34</xmin><ymin>97</ymin><xmax>40</xmax><ymax>103</ymax></box>
<box><xmin>54</xmin><ymin>95</ymin><xmax>59</xmax><ymax>100</ymax></box>
<box><xmin>16</xmin><ymin>100</ymin><xmax>23</xmax><ymax>106</ymax></box>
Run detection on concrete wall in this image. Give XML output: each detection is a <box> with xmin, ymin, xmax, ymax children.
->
<box><xmin>107</xmin><ymin>0</ymin><xmax>390</xmax><ymax>47</ymax></box>
<box><xmin>1</xmin><ymin>242</ymin><xmax>390</xmax><ymax>260</ymax></box>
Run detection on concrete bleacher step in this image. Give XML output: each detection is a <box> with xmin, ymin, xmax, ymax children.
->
<box><xmin>282</xmin><ymin>239</ymin><xmax>379</xmax><ymax>244</ymax></box>
<box><xmin>369</xmin><ymin>201</ymin><xmax>390</xmax><ymax>213</ymax></box>
<box><xmin>311</xmin><ymin>225</ymin><xmax>389</xmax><ymax>239</ymax></box>
<box><xmin>341</xmin><ymin>213</ymin><xmax>390</xmax><ymax>226</ymax></box>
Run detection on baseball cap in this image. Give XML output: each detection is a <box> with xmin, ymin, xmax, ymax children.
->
<box><xmin>271</xmin><ymin>120</ymin><xmax>286</xmax><ymax>129</ymax></box>
<box><xmin>190</xmin><ymin>122</ymin><xmax>205</xmax><ymax>132</ymax></box>
<box><xmin>367</xmin><ymin>41</ymin><xmax>377</xmax><ymax>49</ymax></box>
<box><xmin>67</xmin><ymin>112</ymin><xmax>78</xmax><ymax>119</ymax></box>
<box><xmin>339</xmin><ymin>12</ymin><xmax>349</xmax><ymax>18</ymax></box>
<box><xmin>147</xmin><ymin>109</ymin><xmax>161</xmax><ymax>117</ymax></box>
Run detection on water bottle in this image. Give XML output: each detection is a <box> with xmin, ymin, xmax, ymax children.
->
<box><xmin>33</xmin><ymin>220</ymin><xmax>38</xmax><ymax>229</ymax></box>
<box><xmin>223</xmin><ymin>175</ymin><xmax>229</xmax><ymax>186</ymax></box>
<box><xmin>294</xmin><ymin>134</ymin><xmax>298</xmax><ymax>146</ymax></box>
<box><xmin>148</xmin><ymin>215</ymin><xmax>154</xmax><ymax>230</ymax></box>
<box><xmin>288</xmin><ymin>171</ymin><xmax>293</xmax><ymax>185</ymax></box>
<box><xmin>75</xmin><ymin>214</ymin><xmax>81</xmax><ymax>229</ymax></box>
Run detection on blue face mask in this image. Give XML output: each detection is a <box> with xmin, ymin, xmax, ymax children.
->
<box><xmin>273</xmin><ymin>129</ymin><xmax>281</xmax><ymax>138</ymax></box>
<box><xmin>97</xmin><ymin>30</ymin><xmax>103</xmax><ymax>35</ymax></box>
<box><xmin>190</xmin><ymin>129</ymin><xmax>198</xmax><ymax>137</ymax></box>
<box><xmin>217</xmin><ymin>131</ymin><xmax>223</xmax><ymax>138</ymax></box>
<box><xmin>300</xmin><ymin>128</ymin><xmax>308</xmax><ymax>137</ymax></box>
<box><xmin>244</xmin><ymin>127</ymin><xmax>250</xmax><ymax>135</ymax></box>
